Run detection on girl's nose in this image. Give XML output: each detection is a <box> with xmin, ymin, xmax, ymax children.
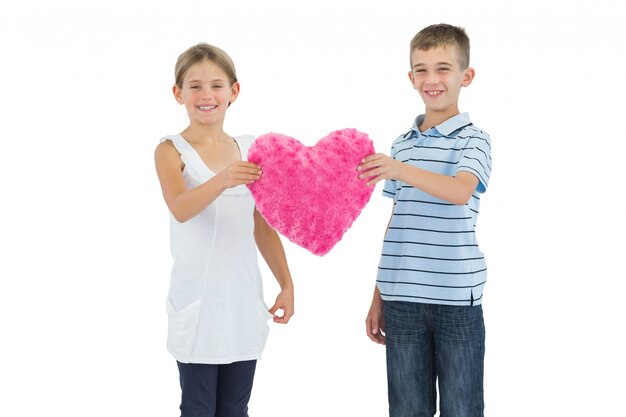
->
<box><xmin>200</xmin><ymin>85</ymin><xmax>212</xmax><ymax>96</ymax></box>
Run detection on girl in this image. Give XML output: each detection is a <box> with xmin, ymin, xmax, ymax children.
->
<box><xmin>155</xmin><ymin>43</ymin><xmax>294</xmax><ymax>417</ymax></box>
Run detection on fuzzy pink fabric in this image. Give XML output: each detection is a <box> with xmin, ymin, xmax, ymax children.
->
<box><xmin>247</xmin><ymin>129</ymin><xmax>375</xmax><ymax>256</ymax></box>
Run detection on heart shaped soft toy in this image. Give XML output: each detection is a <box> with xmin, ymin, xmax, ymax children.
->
<box><xmin>247</xmin><ymin>129</ymin><xmax>375</xmax><ymax>256</ymax></box>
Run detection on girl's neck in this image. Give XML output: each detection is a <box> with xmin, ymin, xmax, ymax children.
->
<box><xmin>181</xmin><ymin>122</ymin><xmax>230</xmax><ymax>144</ymax></box>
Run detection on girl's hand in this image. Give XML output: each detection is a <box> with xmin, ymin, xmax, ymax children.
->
<box><xmin>218</xmin><ymin>161</ymin><xmax>261</xmax><ymax>189</ymax></box>
<box><xmin>269</xmin><ymin>287</ymin><xmax>294</xmax><ymax>324</ymax></box>
<box><xmin>357</xmin><ymin>153</ymin><xmax>403</xmax><ymax>186</ymax></box>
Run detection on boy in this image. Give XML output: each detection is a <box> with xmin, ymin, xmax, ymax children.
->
<box><xmin>358</xmin><ymin>24</ymin><xmax>492</xmax><ymax>417</ymax></box>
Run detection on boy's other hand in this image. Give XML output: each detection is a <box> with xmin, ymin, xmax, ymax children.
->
<box><xmin>366</xmin><ymin>291</ymin><xmax>386</xmax><ymax>345</ymax></box>
<box><xmin>357</xmin><ymin>153</ymin><xmax>403</xmax><ymax>186</ymax></box>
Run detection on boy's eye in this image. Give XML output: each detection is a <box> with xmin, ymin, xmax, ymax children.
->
<box><xmin>213</xmin><ymin>85</ymin><xmax>223</xmax><ymax>89</ymax></box>
<box><xmin>190</xmin><ymin>85</ymin><xmax>200</xmax><ymax>89</ymax></box>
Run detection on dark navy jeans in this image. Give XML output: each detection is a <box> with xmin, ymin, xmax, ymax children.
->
<box><xmin>177</xmin><ymin>360</ymin><xmax>257</xmax><ymax>417</ymax></box>
<box><xmin>384</xmin><ymin>301</ymin><xmax>485</xmax><ymax>417</ymax></box>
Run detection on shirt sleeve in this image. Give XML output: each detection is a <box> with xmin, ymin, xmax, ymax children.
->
<box><xmin>382</xmin><ymin>179</ymin><xmax>397</xmax><ymax>199</ymax></box>
<box><xmin>456</xmin><ymin>133</ymin><xmax>492</xmax><ymax>193</ymax></box>
<box><xmin>382</xmin><ymin>141</ymin><xmax>399</xmax><ymax>200</ymax></box>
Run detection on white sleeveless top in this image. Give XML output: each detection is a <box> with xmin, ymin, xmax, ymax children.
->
<box><xmin>160</xmin><ymin>134</ymin><xmax>272</xmax><ymax>364</ymax></box>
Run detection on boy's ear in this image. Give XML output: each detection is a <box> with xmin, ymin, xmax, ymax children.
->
<box><xmin>173</xmin><ymin>85</ymin><xmax>184</xmax><ymax>104</ymax></box>
<box><xmin>408</xmin><ymin>70</ymin><xmax>416</xmax><ymax>89</ymax></box>
<box><xmin>462</xmin><ymin>67</ymin><xmax>475</xmax><ymax>87</ymax></box>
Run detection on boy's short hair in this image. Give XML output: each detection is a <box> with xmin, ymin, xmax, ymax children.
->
<box><xmin>410</xmin><ymin>24</ymin><xmax>470</xmax><ymax>69</ymax></box>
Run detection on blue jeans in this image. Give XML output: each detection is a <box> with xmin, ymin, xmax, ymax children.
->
<box><xmin>384</xmin><ymin>301</ymin><xmax>485</xmax><ymax>417</ymax></box>
<box><xmin>177</xmin><ymin>360</ymin><xmax>257</xmax><ymax>417</ymax></box>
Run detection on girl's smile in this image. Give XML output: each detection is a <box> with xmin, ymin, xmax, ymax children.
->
<box><xmin>197</xmin><ymin>105</ymin><xmax>217</xmax><ymax>111</ymax></box>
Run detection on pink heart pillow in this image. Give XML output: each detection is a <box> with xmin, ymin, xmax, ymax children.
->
<box><xmin>247</xmin><ymin>129</ymin><xmax>375</xmax><ymax>256</ymax></box>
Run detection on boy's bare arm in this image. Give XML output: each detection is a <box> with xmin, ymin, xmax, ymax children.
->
<box><xmin>366</xmin><ymin>285</ymin><xmax>386</xmax><ymax>345</ymax></box>
<box><xmin>358</xmin><ymin>153</ymin><xmax>478</xmax><ymax>205</ymax></box>
<box><xmin>365</xmin><ymin>212</ymin><xmax>392</xmax><ymax>345</ymax></box>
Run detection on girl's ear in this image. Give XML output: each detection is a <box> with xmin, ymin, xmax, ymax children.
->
<box><xmin>173</xmin><ymin>84</ymin><xmax>184</xmax><ymax>104</ymax></box>
<box><xmin>228</xmin><ymin>82</ymin><xmax>241</xmax><ymax>106</ymax></box>
<box><xmin>462</xmin><ymin>67</ymin><xmax>475</xmax><ymax>87</ymax></box>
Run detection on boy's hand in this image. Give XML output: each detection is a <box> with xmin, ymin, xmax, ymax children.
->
<box><xmin>357</xmin><ymin>153</ymin><xmax>403</xmax><ymax>186</ymax></box>
<box><xmin>269</xmin><ymin>287</ymin><xmax>294</xmax><ymax>324</ymax></box>
<box><xmin>366</xmin><ymin>289</ymin><xmax>386</xmax><ymax>345</ymax></box>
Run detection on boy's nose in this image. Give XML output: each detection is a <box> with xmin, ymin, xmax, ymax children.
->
<box><xmin>425</xmin><ymin>73</ymin><xmax>440</xmax><ymax>84</ymax></box>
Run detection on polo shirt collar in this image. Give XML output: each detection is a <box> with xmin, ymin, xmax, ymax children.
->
<box><xmin>411</xmin><ymin>113</ymin><xmax>472</xmax><ymax>137</ymax></box>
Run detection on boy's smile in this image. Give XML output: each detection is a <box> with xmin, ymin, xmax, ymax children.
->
<box><xmin>409</xmin><ymin>45</ymin><xmax>474</xmax><ymax>128</ymax></box>
<box><xmin>424</xmin><ymin>90</ymin><xmax>445</xmax><ymax>97</ymax></box>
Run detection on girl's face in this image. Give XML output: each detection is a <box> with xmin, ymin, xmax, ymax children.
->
<box><xmin>173</xmin><ymin>59</ymin><xmax>239</xmax><ymax>127</ymax></box>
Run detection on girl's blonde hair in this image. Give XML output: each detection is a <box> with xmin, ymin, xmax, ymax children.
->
<box><xmin>174</xmin><ymin>43</ymin><xmax>237</xmax><ymax>88</ymax></box>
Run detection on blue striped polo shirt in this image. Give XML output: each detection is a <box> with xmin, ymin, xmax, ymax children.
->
<box><xmin>377</xmin><ymin>113</ymin><xmax>492</xmax><ymax>306</ymax></box>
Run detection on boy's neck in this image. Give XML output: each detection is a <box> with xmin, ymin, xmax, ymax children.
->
<box><xmin>419</xmin><ymin>109</ymin><xmax>460</xmax><ymax>132</ymax></box>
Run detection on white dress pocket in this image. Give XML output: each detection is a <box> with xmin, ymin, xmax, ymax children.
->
<box><xmin>257</xmin><ymin>299</ymin><xmax>272</xmax><ymax>347</ymax></box>
<box><xmin>166</xmin><ymin>298</ymin><xmax>202</xmax><ymax>359</ymax></box>
<box><xmin>258</xmin><ymin>299</ymin><xmax>274</xmax><ymax>320</ymax></box>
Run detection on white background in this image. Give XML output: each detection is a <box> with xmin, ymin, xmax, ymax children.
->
<box><xmin>1</xmin><ymin>0</ymin><xmax>625</xmax><ymax>416</ymax></box>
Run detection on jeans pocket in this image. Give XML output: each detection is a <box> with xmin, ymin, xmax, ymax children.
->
<box><xmin>166</xmin><ymin>298</ymin><xmax>202</xmax><ymax>358</ymax></box>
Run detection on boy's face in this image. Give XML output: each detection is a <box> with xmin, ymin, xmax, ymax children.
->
<box><xmin>409</xmin><ymin>45</ymin><xmax>474</xmax><ymax>119</ymax></box>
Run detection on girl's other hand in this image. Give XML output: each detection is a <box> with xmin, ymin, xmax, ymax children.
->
<box><xmin>269</xmin><ymin>287</ymin><xmax>294</xmax><ymax>324</ymax></box>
